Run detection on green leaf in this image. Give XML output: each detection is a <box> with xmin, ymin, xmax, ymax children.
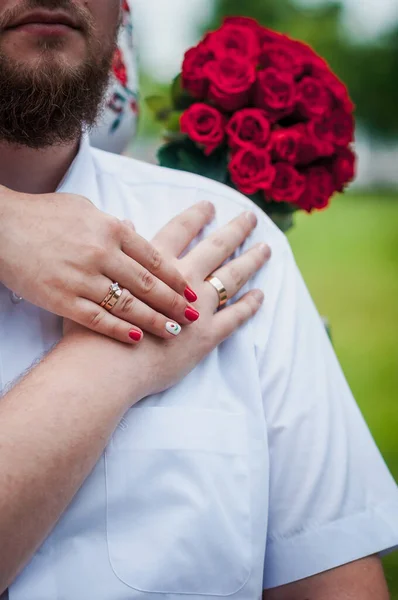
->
<box><xmin>163</xmin><ymin>131</ymin><xmax>187</xmax><ymax>144</ymax></box>
<box><xmin>178</xmin><ymin>149</ymin><xmax>207</xmax><ymax>175</ymax></box>
<box><xmin>157</xmin><ymin>141</ymin><xmax>184</xmax><ymax>171</ymax></box>
<box><xmin>224</xmin><ymin>182</ymin><xmax>297</xmax><ymax>233</ymax></box>
<box><xmin>165</xmin><ymin>110</ymin><xmax>183</xmax><ymax>133</ymax></box>
<box><xmin>256</xmin><ymin>198</ymin><xmax>296</xmax><ymax>232</ymax></box>
<box><xmin>157</xmin><ymin>138</ymin><xmax>229</xmax><ymax>184</ymax></box>
<box><xmin>266</xmin><ymin>211</ymin><xmax>295</xmax><ymax>233</ymax></box>
<box><xmin>171</xmin><ymin>74</ymin><xmax>195</xmax><ymax>111</ymax></box>
<box><xmin>145</xmin><ymin>95</ymin><xmax>172</xmax><ymax>122</ymax></box>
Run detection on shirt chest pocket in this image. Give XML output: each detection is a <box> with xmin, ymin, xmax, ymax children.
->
<box><xmin>105</xmin><ymin>406</ymin><xmax>252</xmax><ymax>596</ymax></box>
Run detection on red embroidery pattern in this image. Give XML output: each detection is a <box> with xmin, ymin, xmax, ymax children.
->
<box><xmin>113</xmin><ymin>48</ymin><xmax>128</xmax><ymax>88</ymax></box>
<box><xmin>107</xmin><ymin>0</ymin><xmax>138</xmax><ymax>134</ymax></box>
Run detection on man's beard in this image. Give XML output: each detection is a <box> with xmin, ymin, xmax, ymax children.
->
<box><xmin>0</xmin><ymin>1</ymin><xmax>118</xmax><ymax>149</ymax></box>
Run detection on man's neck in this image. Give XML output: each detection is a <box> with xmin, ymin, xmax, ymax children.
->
<box><xmin>0</xmin><ymin>139</ymin><xmax>80</xmax><ymax>194</ymax></box>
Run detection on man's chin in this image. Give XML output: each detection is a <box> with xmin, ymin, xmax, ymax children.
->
<box><xmin>0</xmin><ymin>40</ymin><xmax>114</xmax><ymax>149</ymax></box>
<box><xmin>0</xmin><ymin>32</ymin><xmax>88</xmax><ymax>70</ymax></box>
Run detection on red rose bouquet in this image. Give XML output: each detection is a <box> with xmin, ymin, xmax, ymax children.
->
<box><xmin>147</xmin><ymin>17</ymin><xmax>357</xmax><ymax>231</ymax></box>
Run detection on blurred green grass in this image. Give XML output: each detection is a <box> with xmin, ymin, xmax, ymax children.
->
<box><xmin>289</xmin><ymin>190</ymin><xmax>398</xmax><ymax>598</ymax></box>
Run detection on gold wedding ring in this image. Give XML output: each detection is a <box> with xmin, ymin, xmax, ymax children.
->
<box><xmin>100</xmin><ymin>282</ymin><xmax>123</xmax><ymax>311</ymax></box>
<box><xmin>205</xmin><ymin>275</ymin><xmax>228</xmax><ymax>308</ymax></box>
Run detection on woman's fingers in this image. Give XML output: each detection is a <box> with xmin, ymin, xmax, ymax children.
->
<box><xmin>183</xmin><ymin>211</ymin><xmax>258</xmax><ymax>280</ymax></box>
<box><xmin>122</xmin><ymin>219</ymin><xmax>136</xmax><ymax>232</ymax></box>
<box><xmin>120</xmin><ymin>201</ymin><xmax>215</xmax><ymax>307</ymax></box>
<box><xmin>71</xmin><ymin>298</ymin><xmax>145</xmax><ymax>345</ymax></box>
<box><xmin>72</xmin><ymin>290</ymin><xmax>186</xmax><ymax>345</ymax></box>
<box><xmin>212</xmin><ymin>290</ymin><xmax>265</xmax><ymax>344</ymax></box>
<box><xmin>205</xmin><ymin>243</ymin><xmax>271</xmax><ymax>311</ymax></box>
<box><xmin>106</xmin><ymin>256</ymin><xmax>199</xmax><ymax>325</ymax></box>
<box><xmin>120</xmin><ymin>222</ymin><xmax>195</xmax><ymax>301</ymax></box>
<box><xmin>152</xmin><ymin>201</ymin><xmax>215</xmax><ymax>258</ymax></box>
<box><xmin>101</xmin><ymin>289</ymin><xmax>185</xmax><ymax>339</ymax></box>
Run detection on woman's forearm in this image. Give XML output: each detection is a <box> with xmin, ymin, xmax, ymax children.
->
<box><xmin>0</xmin><ymin>334</ymin><xmax>140</xmax><ymax>592</ymax></box>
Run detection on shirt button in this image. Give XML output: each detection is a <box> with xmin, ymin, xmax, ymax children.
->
<box><xmin>10</xmin><ymin>291</ymin><xmax>24</xmax><ymax>305</ymax></box>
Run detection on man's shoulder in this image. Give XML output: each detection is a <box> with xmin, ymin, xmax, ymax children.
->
<box><xmin>91</xmin><ymin>146</ymin><xmax>254</xmax><ymax>209</ymax></box>
<box><xmin>90</xmin><ymin>147</ymin><xmax>286</xmax><ymax>246</ymax></box>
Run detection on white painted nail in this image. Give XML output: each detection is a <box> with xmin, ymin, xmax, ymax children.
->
<box><xmin>166</xmin><ymin>322</ymin><xmax>182</xmax><ymax>336</ymax></box>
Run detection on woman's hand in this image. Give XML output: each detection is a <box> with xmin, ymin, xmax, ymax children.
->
<box><xmin>65</xmin><ymin>208</ymin><xmax>271</xmax><ymax>403</ymax></box>
<box><xmin>0</xmin><ymin>186</ymin><xmax>215</xmax><ymax>343</ymax></box>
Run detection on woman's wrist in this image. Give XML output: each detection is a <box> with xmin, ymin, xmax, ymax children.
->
<box><xmin>60</xmin><ymin>332</ymin><xmax>146</xmax><ymax>410</ymax></box>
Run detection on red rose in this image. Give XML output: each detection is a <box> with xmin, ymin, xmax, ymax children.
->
<box><xmin>296</xmin><ymin>126</ymin><xmax>321</xmax><ymax>164</ymax></box>
<box><xmin>289</xmin><ymin>124</ymin><xmax>317</xmax><ymax>164</ymax></box>
<box><xmin>286</xmin><ymin>123</ymin><xmax>332</xmax><ymax>165</ymax></box>
<box><xmin>206</xmin><ymin>23</ymin><xmax>260</xmax><ymax>60</ymax></box>
<box><xmin>296</xmin><ymin>76</ymin><xmax>332</xmax><ymax>119</ymax></box>
<box><xmin>297</xmin><ymin>166</ymin><xmax>335</xmax><ymax>212</ymax></box>
<box><xmin>294</xmin><ymin>41</ymin><xmax>331</xmax><ymax>77</ymax></box>
<box><xmin>229</xmin><ymin>148</ymin><xmax>275</xmax><ymax>195</ymax></box>
<box><xmin>180</xmin><ymin>104</ymin><xmax>226</xmax><ymax>156</ymax></box>
<box><xmin>311</xmin><ymin>109</ymin><xmax>355</xmax><ymax>149</ymax></box>
<box><xmin>270</xmin><ymin>127</ymin><xmax>302</xmax><ymax>163</ymax></box>
<box><xmin>259</xmin><ymin>43</ymin><xmax>304</xmax><ymax>78</ymax></box>
<box><xmin>205</xmin><ymin>56</ymin><xmax>256</xmax><ymax>112</ymax></box>
<box><xmin>182</xmin><ymin>42</ymin><xmax>216</xmax><ymax>99</ymax></box>
<box><xmin>318</xmin><ymin>71</ymin><xmax>355</xmax><ymax>113</ymax></box>
<box><xmin>269</xmin><ymin>163</ymin><xmax>306</xmax><ymax>203</ymax></box>
<box><xmin>112</xmin><ymin>48</ymin><xmax>128</xmax><ymax>87</ymax></box>
<box><xmin>259</xmin><ymin>28</ymin><xmax>289</xmax><ymax>45</ymax></box>
<box><xmin>254</xmin><ymin>68</ymin><xmax>296</xmax><ymax>122</ymax></box>
<box><xmin>226</xmin><ymin>109</ymin><xmax>271</xmax><ymax>151</ymax></box>
<box><xmin>332</xmin><ymin>147</ymin><xmax>356</xmax><ymax>192</ymax></box>
<box><xmin>329</xmin><ymin>109</ymin><xmax>355</xmax><ymax>147</ymax></box>
<box><xmin>223</xmin><ymin>16</ymin><xmax>263</xmax><ymax>42</ymax></box>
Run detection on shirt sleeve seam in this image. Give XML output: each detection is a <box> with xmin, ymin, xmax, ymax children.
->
<box><xmin>266</xmin><ymin>500</ymin><xmax>398</xmax><ymax>545</ymax></box>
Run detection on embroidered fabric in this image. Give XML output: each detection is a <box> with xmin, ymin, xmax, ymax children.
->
<box><xmin>90</xmin><ymin>0</ymin><xmax>139</xmax><ymax>155</ymax></box>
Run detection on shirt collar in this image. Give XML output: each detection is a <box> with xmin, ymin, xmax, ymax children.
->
<box><xmin>57</xmin><ymin>134</ymin><xmax>101</xmax><ymax>209</ymax></box>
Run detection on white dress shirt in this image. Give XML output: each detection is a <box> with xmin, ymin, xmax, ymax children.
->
<box><xmin>1</xmin><ymin>137</ymin><xmax>398</xmax><ymax>600</ymax></box>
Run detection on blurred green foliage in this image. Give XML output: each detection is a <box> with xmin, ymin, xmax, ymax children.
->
<box><xmin>137</xmin><ymin>72</ymin><xmax>168</xmax><ymax>137</ymax></box>
<box><xmin>204</xmin><ymin>0</ymin><xmax>398</xmax><ymax>139</ymax></box>
<box><xmin>289</xmin><ymin>191</ymin><xmax>398</xmax><ymax>598</ymax></box>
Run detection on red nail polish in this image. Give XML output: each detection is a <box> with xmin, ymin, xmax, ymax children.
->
<box><xmin>184</xmin><ymin>287</ymin><xmax>198</xmax><ymax>303</ymax></box>
<box><xmin>129</xmin><ymin>330</ymin><xmax>142</xmax><ymax>342</ymax></box>
<box><xmin>185</xmin><ymin>307</ymin><xmax>200</xmax><ymax>322</ymax></box>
